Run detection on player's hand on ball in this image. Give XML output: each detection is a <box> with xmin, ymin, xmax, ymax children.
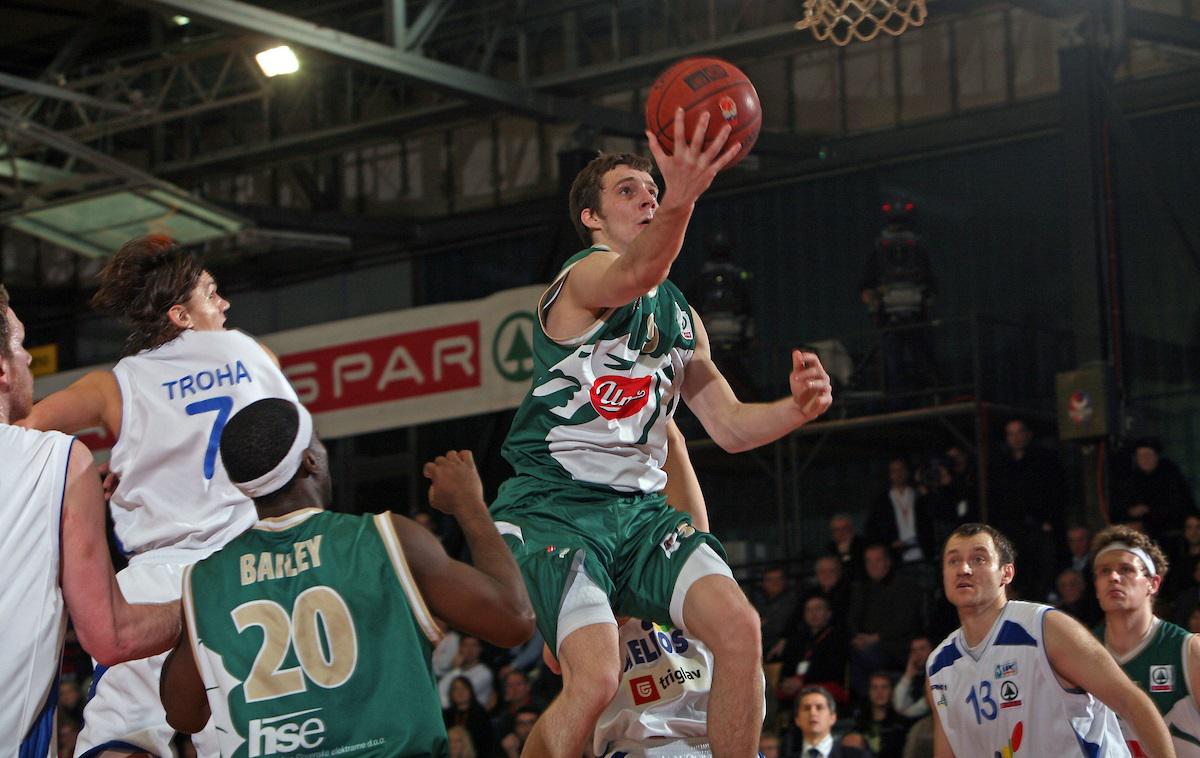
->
<box><xmin>424</xmin><ymin>450</ymin><xmax>485</xmax><ymax>514</ymax></box>
<box><xmin>645</xmin><ymin>108</ymin><xmax>740</xmax><ymax>207</ymax></box>
<box><xmin>789</xmin><ymin>350</ymin><xmax>833</xmax><ymax>422</ymax></box>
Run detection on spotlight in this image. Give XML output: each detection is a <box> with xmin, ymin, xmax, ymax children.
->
<box><xmin>255</xmin><ymin>46</ymin><xmax>300</xmax><ymax>77</ymax></box>
<box><xmin>171</xmin><ymin>15</ymin><xmax>190</xmax><ymax>26</ymax></box>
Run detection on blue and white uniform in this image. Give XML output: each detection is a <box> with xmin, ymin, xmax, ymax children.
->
<box><xmin>76</xmin><ymin>329</ymin><xmax>298</xmax><ymax>758</ymax></box>
<box><xmin>928</xmin><ymin>600</ymin><xmax>1129</xmax><ymax>757</ymax></box>
<box><xmin>0</xmin><ymin>425</ymin><xmax>73</xmax><ymax>758</ymax></box>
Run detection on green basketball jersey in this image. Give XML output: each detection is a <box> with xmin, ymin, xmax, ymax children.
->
<box><xmin>1098</xmin><ymin>617</ymin><xmax>1200</xmax><ymax>753</ymax></box>
<box><xmin>182</xmin><ymin>508</ymin><xmax>448</xmax><ymax>758</ymax></box>
<box><xmin>501</xmin><ymin>247</ymin><xmax>698</xmax><ymax>495</ymax></box>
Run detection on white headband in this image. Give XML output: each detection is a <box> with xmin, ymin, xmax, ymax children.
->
<box><xmin>1094</xmin><ymin>541</ymin><xmax>1157</xmax><ymax>577</ymax></box>
<box><xmin>233</xmin><ymin>403</ymin><xmax>314</xmax><ymax>498</ymax></box>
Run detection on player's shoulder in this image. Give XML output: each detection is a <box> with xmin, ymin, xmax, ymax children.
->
<box><xmin>928</xmin><ymin>629</ymin><xmax>964</xmax><ymax>677</ymax></box>
<box><xmin>0</xmin><ymin>422</ymin><xmax>72</xmax><ymax>452</ymax></box>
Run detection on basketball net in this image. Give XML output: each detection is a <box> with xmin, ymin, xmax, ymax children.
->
<box><xmin>795</xmin><ymin>0</ymin><xmax>927</xmax><ymax>46</ymax></box>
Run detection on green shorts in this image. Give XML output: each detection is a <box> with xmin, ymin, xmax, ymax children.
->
<box><xmin>490</xmin><ymin>475</ymin><xmax>728</xmax><ymax>655</ymax></box>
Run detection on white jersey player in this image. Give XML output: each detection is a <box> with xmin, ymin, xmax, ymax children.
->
<box><xmin>928</xmin><ymin>523</ymin><xmax>1174</xmax><ymax>758</ymax></box>
<box><xmin>0</xmin><ymin>287</ymin><xmax>178</xmax><ymax>757</ymax></box>
<box><xmin>21</xmin><ymin>236</ymin><xmax>297</xmax><ymax>758</ymax></box>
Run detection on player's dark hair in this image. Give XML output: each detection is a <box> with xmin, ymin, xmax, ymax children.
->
<box><xmin>796</xmin><ymin>685</ymin><xmax>837</xmax><ymax>715</ymax></box>
<box><xmin>568</xmin><ymin>152</ymin><xmax>654</xmax><ymax>245</ymax></box>
<box><xmin>1091</xmin><ymin>524</ymin><xmax>1169</xmax><ymax>582</ymax></box>
<box><xmin>219</xmin><ymin>398</ymin><xmax>301</xmax><ymax>491</ymax></box>
<box><xmin>944</xmin><ymin>523</ymin><xmax>1016</xmax><ymax>566</ymax></box>
<box><xmin>91</xmin><ymin>235</ymin><xmax>205</xmax><ymax>355</ymax></box>
<box><xmin>0</xmin><ymin>284</ymin><xmax>10</xmax><ymax>358</ymax></box>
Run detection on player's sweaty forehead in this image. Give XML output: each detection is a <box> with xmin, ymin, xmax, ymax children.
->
<box><xmin>944</xmin><ymin>534</ymin><xmax>996</xmax><ymax>561</ymax></box>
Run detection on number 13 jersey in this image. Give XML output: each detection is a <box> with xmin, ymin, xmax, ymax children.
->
<box><xmin>110</xmin><ymin>329</ymin><xmax>298</xmax><ymax>557</ymax></box>
<box><xmin>927</xmin><ymin>601</ymin><xmax>1129</xmax><ymax>757</ymax></box>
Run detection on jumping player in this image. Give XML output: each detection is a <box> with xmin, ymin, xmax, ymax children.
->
<box><xmin>1093</xmin><ymin>525</ymin><xmax>1200</xmax><ymax>755</ymax></box>
<box><xmin>0</xmin><ymin>286</ymin><xmax>179</xmax><ymax>756</ymax></box>
<box><xmin>928</xmin><ymin>523</ymin><xmax>1173</xmax><ymax>757</ymax></box>
<box><xmin>491</xmin><ymin>110</ymin><xmax>833</xmax><ymax>756</ymax></box>
<box><xmin>160</xmin><ymin>398</ymin><xmax>534</xmax><ymax>753</ymax></box>
<box><xmin>20</xmin><ymin>235</ymin><xmax>299</xmax><ymax>757</ymax></box>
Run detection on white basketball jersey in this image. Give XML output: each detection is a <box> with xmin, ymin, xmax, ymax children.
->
<box><xmin>928</xmin><ymin>600</ymin><xmax>1130</xmax><ymax>757</ymax></box>
<box><xmin>594</xmin><ymin>619</ymin><xmax>713</xmax><ymax>757</ymax></box>
<box><xmin>109</xmin><ymin>329</ymin><xmax>297</xmax><ymax>557</ymax></box>
<box><xmin>0</xmin><ymin>425</ymin><xmax>73</xmax><ymax>755</ymax></box>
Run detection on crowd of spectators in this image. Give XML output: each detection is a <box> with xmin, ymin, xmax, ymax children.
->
<box><xmin>54</xmin><ymin>424</ymin><xmax>1195</xmax><ymax>757</ymax></box>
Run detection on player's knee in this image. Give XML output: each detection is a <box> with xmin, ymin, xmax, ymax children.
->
<box><xmin>703</xmin><ymin>600</ymin><xmax>761</xmax><ymax>661</ymax></box>
<box><xmin>563</xmin><ymin>664</ymin><xmax>622</xmax><ymax>715</ymax></box>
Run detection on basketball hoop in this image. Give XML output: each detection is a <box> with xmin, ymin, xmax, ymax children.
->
<box><xmin>795</xmin><ymin>0</ymin><xmax>927</xmax><ymax>46</ymax></box>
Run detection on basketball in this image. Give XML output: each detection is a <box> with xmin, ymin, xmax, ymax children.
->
<box><xmin>645</xmin><ymin>57</ymin><xmax>761</xmax><ymax>170</ymax></box>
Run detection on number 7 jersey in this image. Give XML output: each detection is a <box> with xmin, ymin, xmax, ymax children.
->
<box><xmin>927</xmin><ymin>601</ymin><xmax>1129</xmax><ymax>757</ymax></box>
<box><xmin>109</xmin><ymin>329</ymin><xmax>299</xmax><ymax>557</ymax></box>
<box><xmin>182</xmin><ymin>508</ymin><xmax>448</xmax><ymax>757</ymax></box>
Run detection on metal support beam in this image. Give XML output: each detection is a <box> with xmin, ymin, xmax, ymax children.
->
<box><xmin>405</xmin><ymin>0</ymin><xmax>455</xmax><ymax>51</ymax></box>
<box><xmin>0</xmin><ymin>72</ymin><xmax>134</xmax><ymax>114</ymax></box>
<box><xmin>130</xmin><ymin>0</ymin><xmax>643</xmax><ymax>136</ymax></box>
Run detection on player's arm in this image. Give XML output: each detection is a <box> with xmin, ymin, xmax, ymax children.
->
<box><xmin>1187</xmin><ymin>633</ymin><xmax>1200</xmax><ymax>712</ymax></box>
<box><xmin>19</xmin><ymin>369</ymin><xmax>121</xmax><ymax>436</ymax></box>
<box><xmin>397</xmin><ymin>451</ymin><xmax>535</xmax><ymax>647</ymax></box>
<box><xmin>258</xmin><ymin>340</ymin><xmax>283</xmax><ymax>368</ymax></box>
<box><xmin>61</xmin><ymin>439</ymin><xmax>180</xmax><ymax>665</ymax></box>
<box><xmin>682</xmin><ymin>310</ymin><xmax>832</xmax><ymax>452</ymax></box>
<box><xmin>1044</xmin><ymin>610</ymin><xmax>1176</xmax><ymax>757</ymax></box>
<box><xmin>662</xmin><ymin>420</ymin><xmax>708</xmax><ymax>531</ymax></box>
<box><xmin>926</xmin><ymin>678</ymin><xmax>957</xmax><ymax>758</ymax></box>
<box><xmin>160</xmin><ymin>615</ymin><xmax>211</xmax><ymax>734</ymax></box>
<box><xmin>563</xmin><ymin>110</ymin><xmax>739</xmax><ymax>311</ymax></box>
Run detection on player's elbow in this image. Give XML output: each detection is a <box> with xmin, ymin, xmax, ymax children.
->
<box><xmin>77</xmin><ymin>628</ymin><xmax>126</xmax><ymax>668</ymax></box>
<box><xmin>166</xmin><ymin>704</ymin><xmax>209</xmax><ymax>734</ymax></box>
<box><xmin>491</xmin><ymin>606</ymin><xmax>537</xmax><ymax>649</ymax></box>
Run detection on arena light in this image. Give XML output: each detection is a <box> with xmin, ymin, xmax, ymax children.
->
<box><xmin>255</xmin><ymin>46</ymin><xmax>300</xmax><ymax>77</ymax></box>
<box><xmin>171</xmin><ymin>15</ymin><xmax>190</xmax><ymax>26</ymax></box>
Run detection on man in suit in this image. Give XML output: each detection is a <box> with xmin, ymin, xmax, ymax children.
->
<box><xmin>784</xmin><ymin>686</ymin><xmax>867</xmax><ymax>758</ymax></box>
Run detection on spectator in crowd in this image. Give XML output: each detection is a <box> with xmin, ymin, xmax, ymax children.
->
<box><xmin>495</xmin><ymin>627</ymin><xmax>547</xmax><ymax>680</ymax></box>
<box><xmin>900</xmin><ymin>716</ymin><xmax>934</xmax><ymax>758</ymax></box>
<box><xmin>59</xmin><ymin>678</ymin><xmax>84</xmax><ymax>724</ymax></box>
<box><xmin>1054</xmin><ymin>567</ymin><xmax>1101</xmax><ymax>626</ymax></box>
<box><xmin>492</xmin><ymin>669</ymin><xmax>544</xmax><ymax>740</ymax></box>
<box><xmin>778</xmin><ymin>595</ymin><xmax>851</xmax><ymax>708</ymax></box>
<box><xmin>755</xmin><ymin>564</ymin><xmax>800</xmax><ymax>662</ymax></box>
<box><xmin>58</xmin><ymin>714</ymin><xmax>82</xmax><ymax>758</ymax></box>
<box><xmin>444</xmin><ymin>676</ymin><xmax>496</xmax><ymax>758</ymax></box>
<box><xmin>1063</xmin><ymin>525</ymin><xmax>1093</xmax><ymax>575</ymax></box>
<box><xmin>447</xmin><ymin>725</ymin><xmax>478</xmax><ymax>758</ymax></box>
<box><xmin>760</xmin><ymin>731</ymin><xmax>782</xmax><ymax>758</ymax></box>
<box><xmin>804</xmin><ymin>554</ymin><xmax>852</xmax><ymax>630</ymax></box>
<box><xmin>918</xmin><ymin>454</ymin><xmax>968</xmax><ymax>554</ymax></box>
<box><xmin>827</xmin><ymin>513</ymin><xmax>867</xmax><ymax>582</ymax></box>
<box><xmin>433</xmin><ymin>628</ymin><xmax>462</xmax><ymax>680</ymax></box>
<box><xmin>1112</xmin><ymin>438</ymin><xmax>1198</xmax><ymax>545</ymax></box>
<box><xmin>891</xmin><ymin>636</ymin><xmax>932</xmax><ymax>721</ymax></box>
<box><xmin>439</xmin><ymin>635</ymin><xmax>496</xmax><ymax>710</ymax></box>
<box><xmin>988</xmin><ymin>418</ymin><xmax>1064</xmax><ymax>598</ymax></box>
<box><xmin>1169</xmin><ymin>556</ymin><xmax>1200</xmax><ymax>628</ymax></box>
<box><xmin>865</xmin><ymin>457</ymin><xmax>934</xmax><ymax>570</ymax></box>
<box><xmin>783</xmin><ymin>686</ymin><xmax>868</xmax><ymax>758</ymax></box>
<box><xmin>1188</xmin><ymin>606</ymin><xmax>1200</xmax><ymax>634</ymax></box>
<box><xmin>853</xmin><ymin>672</ymin><xmax>909</xmax><ymax>758</ymax></box>
<box><xmin>944</xmin><ymin>445</ymin><xmax>976</xmax><ymax>513</ymax></box>
<box><xmin>499</xmin><ymin>706</ymin><xmax>541</xmax><ymax>758</ymax></box>
<box><xmin>1166</xmin><ymin>515</ymin><xmax>1200</xmax><ymax>598</ymax></box>
<box><xmin>847</xmin><ymin>544</ymin><xmax>925</xmax><ymax>697</ymax></box>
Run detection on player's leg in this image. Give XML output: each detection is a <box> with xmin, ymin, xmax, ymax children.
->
<box><xmin>678</xmin><ymin>550</ymin><xmax>764</xmax><ymax>757</ymax></box>
<box><xmin>521</xmin><ymin>622</ymin><xmax>621</xmax><ymax>757</ymax></box>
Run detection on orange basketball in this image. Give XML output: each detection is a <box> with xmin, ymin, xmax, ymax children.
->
<box><xmin>645</xmin><ymin>57</ymin><xmax>761</xmax><ymax>170</ymax></box>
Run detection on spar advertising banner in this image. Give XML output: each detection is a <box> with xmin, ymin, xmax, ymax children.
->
<box><xmin>33</xmin><ymin>284</ymin><xmax>545</xmax><ymax>452</ymax></box>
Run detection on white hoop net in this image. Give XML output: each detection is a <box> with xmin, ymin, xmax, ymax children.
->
<box><xmin>795</xmin><ymin>0</ymin><xmax>927</xmax><ymax>46</ymax></box>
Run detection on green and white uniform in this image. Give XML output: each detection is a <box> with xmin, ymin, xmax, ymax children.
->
<box><xmin>1099</xmin><ymin>617</ymin><xmax>1200</xmax><ymax>756</ymax></box>
<box><xmin>182</xmin><ymin>508</ymin><xmax>447</xmax><ymax>758</ymax></box>
<box><xmin>493</xmin><ymin>248</ymin><xmax>727</xmax><ymax>652</ymax></box>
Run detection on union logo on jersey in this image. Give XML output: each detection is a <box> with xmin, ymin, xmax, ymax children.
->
<box><xmin>630</xmin><ymin>674</ymin><xmax>661</xmax><ymax>705</ymax></box>
<box><xmin>590</xmin><ymin>375</ymin><xmax>652</xmax><ymax>419</ymax></box>
<box><xmin>1150</xmin><ymin>664</ymin><xmax>1175</xmax><ymax>692</ymax></box>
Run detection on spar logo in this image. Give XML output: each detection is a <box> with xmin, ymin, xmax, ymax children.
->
<box><xmin>248</xmin><ymin>708</ymin><xmax>326</xmax><ymax>756</ymax></box>
<box><xmin>590</xmin><ymin>375</ymin><xmax>651</xmax><ymax>419</ymax></box>
<box><xmin>1150</xmin><ymin>664</ymin><xmax>1175</xmax><ymax>692</ymax></box>
<box><xmin>492</xmin><ymin>311</ymin><xmax>536</xmax><ymax>382</ymax></box>
<box><xmin>630</xmin><ymin>675</ymin><xmax>661</xmax><ymax>705</ymax></box>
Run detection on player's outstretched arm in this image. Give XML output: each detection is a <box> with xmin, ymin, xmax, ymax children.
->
<box><xmin>926</xmin><ymin>679</ymin><xmax>957</xmax><ymax>758</ymax></box>
<box><xmin>161</xmin><ymin>617</ymin><xmax>211</xmax><ymax>734</ymax></box>
<box><xmin>398</xmin><ymin>450</ymin><xmax>535</xmax><ymax>647</ymax></box>
<box><xmin>682</xmin><ymin>311</ymin><xmax>832</xmax><ymax>452</ymax></box>
<box><xmin>1044</xmin><ymin>610</ymin><xmax>1176</xmax><ymax>758</ymax></box>
<box><xmin>1188</xmin><ymin>634</ymin><xmax>1200</xmax><ymax>712</ymax></box>
<box><xmin>19</xmin><ymin>369</ymin><xmax>121</xmax><ymax>436</ymax></box>
<box><xmin>662</xmin><ymin>420</ymin><xmax>708</xmax><ymax>532</ymax></box>
<box><xmin>61</xmin><ymin>439</ymin><xmax>180</xmax><ymax>665</ymax></box>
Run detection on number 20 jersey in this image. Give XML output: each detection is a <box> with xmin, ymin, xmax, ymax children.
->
<box><xmin>928</xmin><ymin>601</ymin><xmax>1129</xmax><ymax>757</ymax></box>
<box><xmin>109</xmin><ymin>329</ymin><xmax>298</xmax><ymax>557</ymax></box>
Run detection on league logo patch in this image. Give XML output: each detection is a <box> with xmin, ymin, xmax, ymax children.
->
<box><xmin>659</xmin><ymin>522</ymin><xmax>696</xmax><ymax>558</ymax></box>
<box><xmin>590</xmin><ymin>375</ymin><xmax>652</xmax><ymax>420</ymax></box>
<box><xmin>1150</xmin><ymin>664</ymin><xmax>1175</xmax><ymax>692</ymax></box>
<box><xmin>995</xmin><ymin>660</ymin><xmax>1018</xmax><ymax>678</ymax></box>
<box><xmin>676</xmin><ymin>305</ymin><xmax>694</xmax><ymax>341</ymax></box>
<box><xmin>630</xmin><ymin>675</ymin><xmax>661</xmax><ymax>705</ymax></box>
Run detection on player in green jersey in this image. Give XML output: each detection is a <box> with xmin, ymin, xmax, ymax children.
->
<box><xmin>493</xmin><ymin>110</ymin><xmax>834</xmax><ymax>757</ymax></box>
<box><xmin>1094</xmin><ymin>525</ymin><xmax>1200</xmax><ymax>756</ymax></box>
<box><xmin>160</xmin><ymin>398</ymin><xmax>534</xmax><ymax>756</ymax></box>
